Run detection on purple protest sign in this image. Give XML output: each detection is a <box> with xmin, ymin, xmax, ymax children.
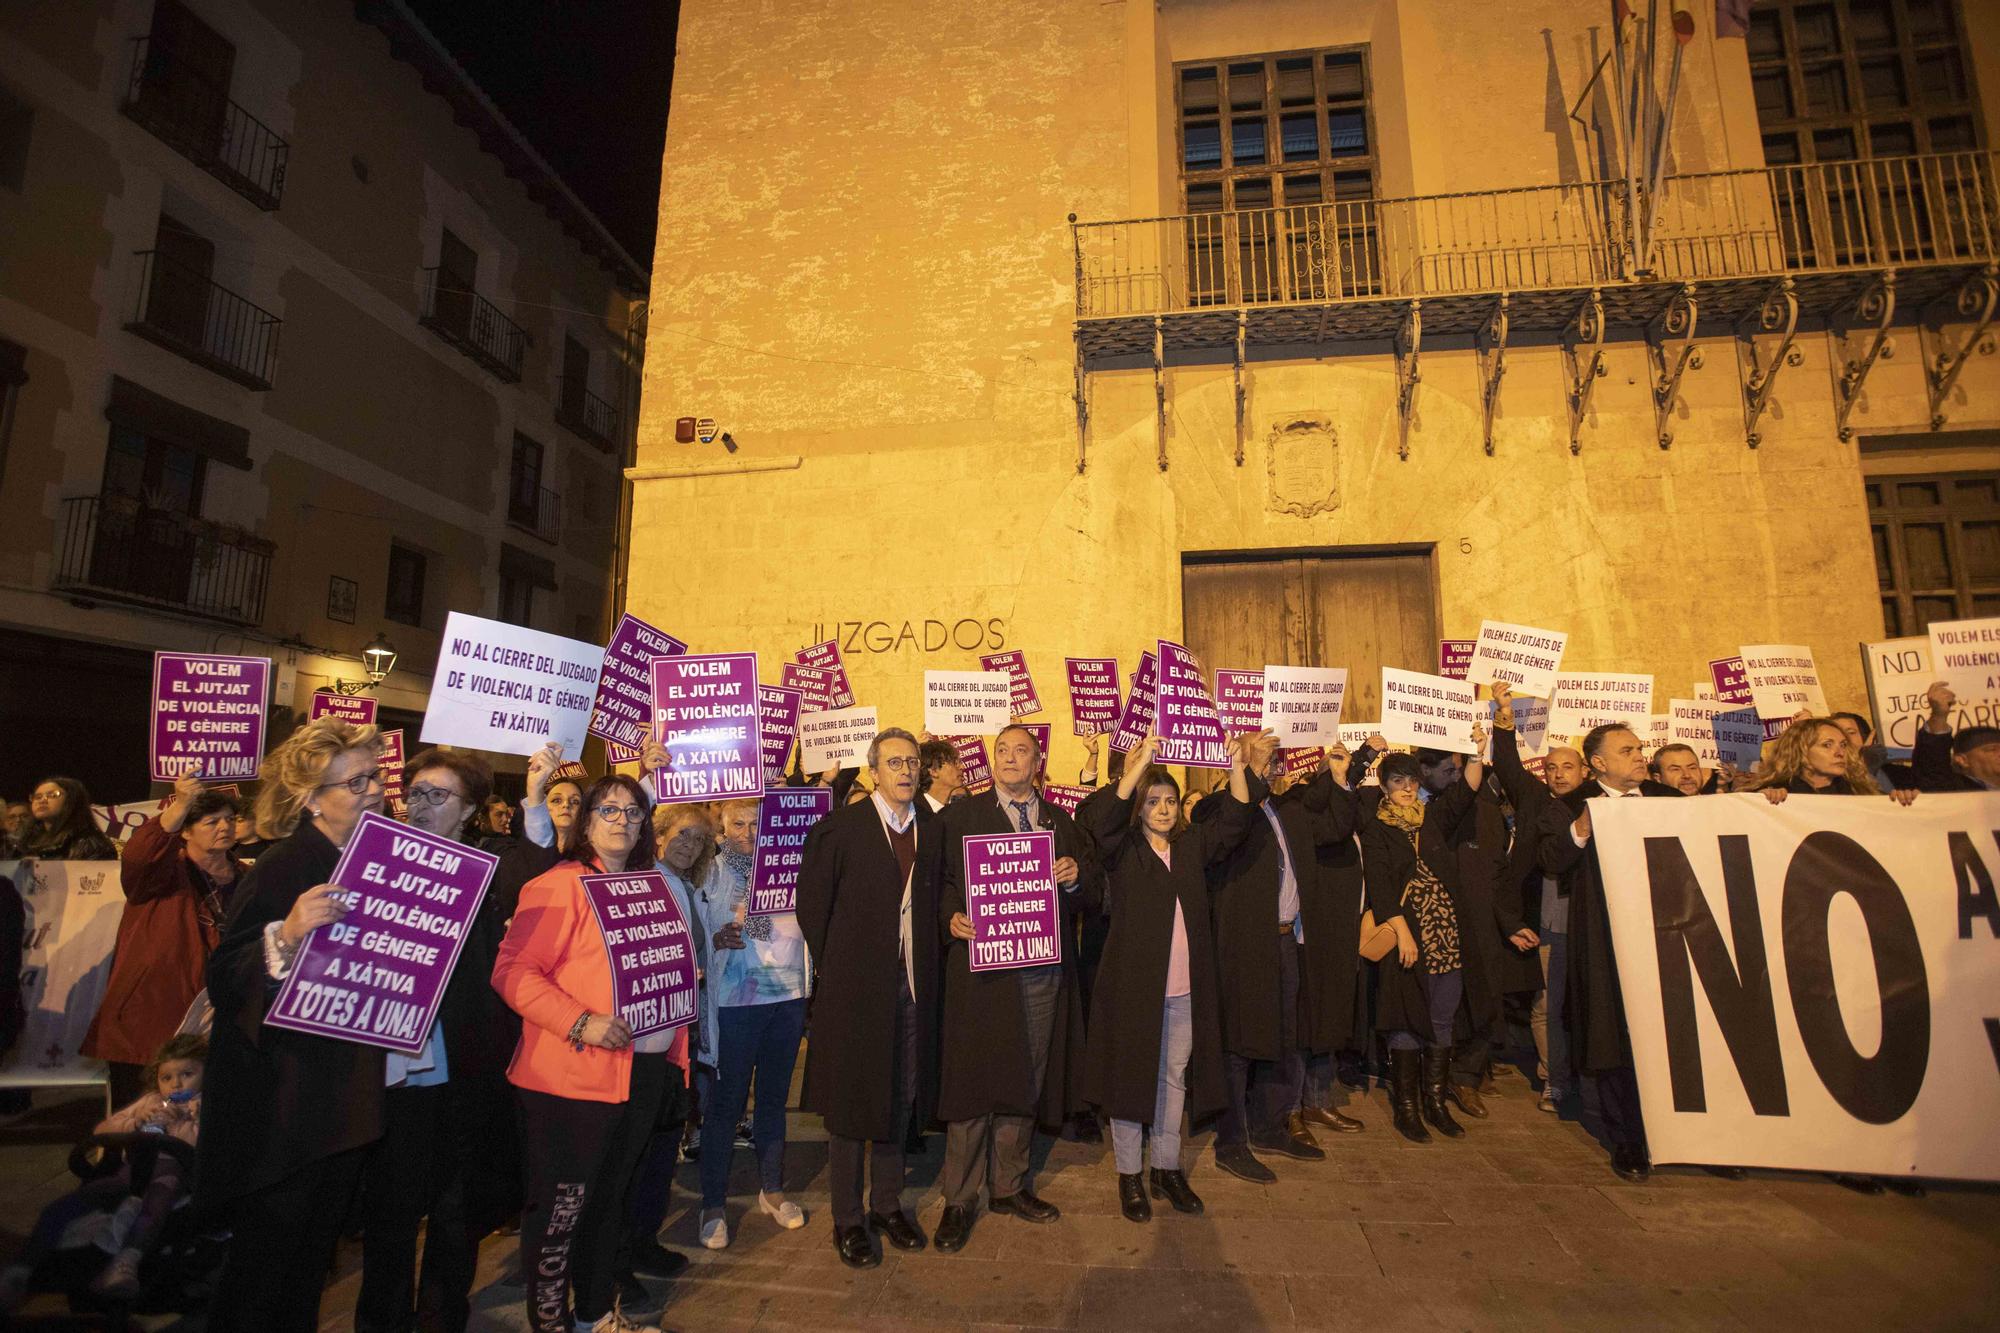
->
<box><xmin>1065</xmin><ymin>657</ymin><xmax>1122</xmax><ymax>736</ymax></box>
<box><xmin>950</xmin><ymin>736</ymin><xmax>993</xmax><ymax>792</ymax></box>
<box><xmin>150</xmin><ymin>652</ymin><xmax>270</xmax><ymax>782</ymax></box>
<box><xmin>1709</xmin><ymin>657</ymin><xmax>1753</xmax><ymax>705</ymax></box>
<box><xmin>309</xmin><ymin>690</ymin><xmax>377</xmax><ymax>726</ymax></box>
<box><xmin>1040</xmin><ymin>783</ymin><xmax>1091</xmax><ymax>814</ymax></box>
<box><xmin>378</xmin><ymin>730</ymin><xmax>406</xmax><ymax>816</ymax></box>
<box><xmin>605</xmin><ymin>739</ymin><xmax>643</xmax><ymax>767</ymax></box>
<box><xmin>1281</xmin><ymin>747</ymin><xmax>1324</xmax><ymax>781</ymax></box>
<box><xmin>1439</xmin><ymin>640</ymin><xmax>1476</xmax><ymax>681</ymax></box>
<box><xmin>759</xmin><ymin>685</ymin><xmax>804</xmax><ymax>786</ymax></box>
<box><xmin>651</xmin><ymin>653</ymin><xmax>762</xmax><ymax>802</ymax></box>
<box><xmin>751</xmin><ymin>787</ymin><xmax>831</xmax><ymax>916</ymax></box>
<box><xmin>264</xmin><ymin>811</ymin><xmax>496</xmax><ymax>1054</ymax></box>
<box><xmin>591</xmin><ymin>613</ymin><xmax>688</xmax><ymax>750</ymax></box>
<box><xmin>1108</xmin><ymin>652</ymin><xmax>1157</xmax><ymax>753</ymax></box>
<box><xmin>1154</xmin><ymin>640</ymin><xmax>1230</xmax><ymax>769</ymax></box>
<box><xmin>1214</xmin><ymin>669</ymin><xmax>1265</xmax><ymax>735</ymax></box>
<box><xmin>781</xmin><ymin>661</ymin><xmax>839</xmax><ymax>713</ymax></box>
<box><xmin>578</xmin><ymin>871</ymin><xmax>699</xmax><ymax>1036</ymax></box>
<box><xmin>793</xmin><ymin>640</ymin><xmax>856</xmax><ymax>709</ymax></box>
<box><xmin>1019</xmin><ymin>722</ymin><xmax>1051</xmax><ymax>779</ymax></box>
<box><xmin>980</xmin><ymin>650</ymin><xmax>1043</xmax><ymax>717</ymax></box>
<box><xmin>962</xmin><ymin>830</ymin><xmax>1060</xmax><ymax>971</ymax></box>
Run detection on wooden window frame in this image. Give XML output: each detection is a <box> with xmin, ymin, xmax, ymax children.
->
<box><xmin>1173</xmin><ymin>45</ymin><xmax>1380</xmax><ymax>213</ymax></box>
<box><xmin>1867</xmin><ymin>469</ymin><xmax>2000</xmax><ymax>635</ymax></box>
<box><xmin>385</xmin><ymin>542</ymin><xmax>427</xmax><ymax>629</ymax></box>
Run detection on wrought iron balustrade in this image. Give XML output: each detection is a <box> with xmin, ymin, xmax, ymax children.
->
<box><xmin>125</xmin><ymin>249</ymin><xmax>281</xmax><ymax>389</ymax></box>
<box><xmin>52</xmin><ymin>495</ymin><xmax>272</xmax><ymax>626</ymax></box>
<box><xmin>420</xmin><ymin>268</ymin><xmax>528</xmax><ymax>382</ymax></box>
<box><xmin>555</xmin><ymin>375</ymin><xmax>619</xmax><ymax>450</ymax></box>
<box><xmin>120</xmin><ymin>36</ymin><xmax>289</xmax><ymax>210</ymax></box>
<box><xmin>507</xmin><ymin>482</ymin><xmax>562</xmax><ymax>544</ymax></box>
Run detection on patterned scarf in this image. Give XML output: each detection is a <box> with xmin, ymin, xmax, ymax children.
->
<box><xmin>1375</xmin><ymin>797</ymin><xmax>1443</xmax><ymax>907</ymax></box>
<box><xmin>721</xmin><ymin>846</ymin><xmax>772</xmax><ymax>940</ymax></box>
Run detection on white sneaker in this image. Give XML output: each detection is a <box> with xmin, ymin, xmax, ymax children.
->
<box><xmin>759</xmin><ymin>1192</ymin><xmax>805</xmax><ymax>1229</ymax></box>
<box><xmin>700</xmin><ymin>1211</ymin><xmax>730</xmax><ymax>1249</ymax></box>
<box><xmin>577</xmin><ymin>1307</ymin><xmax>662</xmax><ymax>1333</ymax></box>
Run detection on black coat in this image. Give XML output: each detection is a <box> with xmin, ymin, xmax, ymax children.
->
<box><xmin>490</xmin><ymin>836</ymin><xmax>560</xmax><ymax>924</ymax></box>
<box><xmin>439</xmin><ymin>860</ymin><xmax>518</xmax><ymax>1081</ymax></box>
<box><xmin>795</xmin><ymin>798</ymin><xmax>943</xmax><ymax>1141</ymax></box>
<box><xmin>1537</xmin><ymin>778</ymin><xmax>1685</xmax><ymax>1074</ymax></box>
<box><xmin>1074</xmin><ymin>778</ymin><xmax>1262</xmax><ymax>1126</ymax></box>
<box><xmin>1293</xmin><ymin>775</ymin><xmax>1368</xmax><ymax>1055</ymax></box>
<box><xmin>1911</xmin><ymin>730</ymin><xmax>1985</xmax><ymax>793</ymax></box>
<box><xmin>198</xmin><ymin>822</ymin><xmax>385</xmax><ymax>1208</ymax></box>
<box><xmin>1452</xmin><ymin>784</ymin><xmax>1516</xmax><ymax>1015</ymax></box>
<box><xmin>1196</xmin><ymin>768</ymin><xmax>1359</xmax><ymax>1060</ymax></box>
<box><xmin>1487</xmin><ymin>728</ymin><xmax>1554</xmax><ymax>995</ymax></box>
<box><xmin>1358</xmin><ymin>778</ymin><xmax>1487</xmax><ymax>1040</ymax></box>
<box><xmin>935</xmin><ymin>791</ymin><xmax>1103</xmax><ymax>1125</ymax></box>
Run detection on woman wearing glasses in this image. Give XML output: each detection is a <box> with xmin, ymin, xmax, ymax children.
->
<box><xmin>493</xmin><ymin>774</ymin><xmax>687</xmax><ymax>1333</ymax></box>
<box><xmin>200</xmin><ymin>716</ymin><xmax>390</xmax><ymax>1332</ymax></box>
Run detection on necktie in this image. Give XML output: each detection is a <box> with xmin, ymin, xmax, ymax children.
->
<box><xmin>1011</xmin><ymin>800</ymin><xmax>1033</xmax><ymax>833</ymax></box>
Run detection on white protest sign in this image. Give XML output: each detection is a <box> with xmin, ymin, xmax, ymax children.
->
<box><xmin>1668</xmin><ymin>698</ymin><xmax>1725</xmax><ymax>766</ymax></box>
<box><xmin>1591</xmin><ymin>792</ymin><xmax>2000</xmax><ymax>1180</ymax></box>
<box><xmin>1261</xmin><ymin>665</ymin><xmax>1348</xmax><ymax>744</ymax></box>
<box><xmin>422</xmin><ymin>612</ymin><xmax>605</xmax><ymax>756</ymax></box>
<box><xmin>1465</xmin><ymin>620</ymin><xmax>1568</xmax><ymax>697</ymax></box>
<box><xmin>1864</xmin><ymin>636</ymin><xmax>2000</xmax><ymax>752</ymax></box>
<box><xmin>1511</xmin><ymin>695</ymin><xmax>1552</xmax><ymax>758</ymax></box>
<box><xmin>1379</xmin><ymin>667</ymin><xmax>1479</xmax><ymax>756</ymax></box>
<box><xmin>799</xmin><ymin>706</ymin><xmax>878</xmax><ymax>772</ymax></box>
<box><xmin>1926</xmin><ymin>618</ymin><xmax>2000</xmax><ymax>704</ymax></box>
<box><xmin>1546</xmin><ymin>671</ymin><xmax>1654</xmax><ymax>744</ymax></box>
<box><xmin>924</xmin><ymin>670</ymin><xmax>1012</xmax><ymax>736</ymax></box>
<box><xmin>1638</xmin><ymin>713</ymin><xmax>1672</xmax><ymax>753</ymax></box>
<box><xmin>1738</xmin><ymin>644</ymin><xmax>1827</xmax><ymax>720</ymax></box>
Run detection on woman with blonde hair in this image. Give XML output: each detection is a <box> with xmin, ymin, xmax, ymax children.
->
<box><xmin>199</xmin><ymin>716</ymin><xmax>389</xmax><ymax>1332</ymax></box>
<box><xmin>1750</xmin><ymin>717</ymin><xmax>1916</xmax><ymax>804</ymax></box>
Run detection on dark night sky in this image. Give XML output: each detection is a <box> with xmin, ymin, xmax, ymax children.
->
<box><xmin>402</xmin><ymin>0</ymin><xmax>679</xmax><ymax>269</ymax></box>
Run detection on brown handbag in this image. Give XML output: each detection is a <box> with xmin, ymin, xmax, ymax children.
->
<box><xmin>1358</xmin><ymin>910</ymin><xmax>1397</xmax><ymax>962</ymax></box>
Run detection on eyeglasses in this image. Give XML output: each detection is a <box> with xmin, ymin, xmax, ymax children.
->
<box><xmin>405</xmin><ymin>784</ymin><xmax>465</xmax><ymax>809</ymax></box>
<box><xmin>878</xmin><ymin>757</ymin><xmax>920</xmax><ymax>774</ymax></box>
<box><xmin>318</xmin><ymin>767</ymin><xmax>385</xmax><ymax>796</ymax></box>
<box><xmin>591</xmin><ymin>804</ymin><xmax>647</xmax><ymax>825</ymax></box>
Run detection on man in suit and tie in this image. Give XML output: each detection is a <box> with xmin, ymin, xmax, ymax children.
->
<box><xmin>930</xmin><ymin>723</ymin><xmax>1103</xmax><ymax>1252</ymax></box>
<box><xmin>796</xmin><ymin>728</ymin><xmax>944</xmax><ymax>1268</ymax></box>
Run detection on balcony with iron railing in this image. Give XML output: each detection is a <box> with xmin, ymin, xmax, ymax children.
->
<box><xmin>507</xmin><ymin>481</ymin><xmax>562</xmax><ymax>544</ymax></box>
<box><xmin>124</xmin><ymin>249</ymin><xmax>281</xmax><ymax>389</ymax></box>
<box><xmin>1072</xmin><ymin>150</ymin><xmax>2000</xmax><ymax>356</ymax></box>
<box><xmin>51</xmin><ymin>495</ymin><xmax>273</xmax><ymax>627</ymax></box>
<box><xmin>420</xmin><ymin>268</ymin><xmax>528</xmax><ymax>382</ymax></box>
<box><xmin>120</xmin><ymin>36</ymin><xmax>288</xmax><ymax>211</ymax></box>
<box><xmin>555</xmin><ymin>375</ymin><xmax>620</xmax><ymax>450</ymax></box>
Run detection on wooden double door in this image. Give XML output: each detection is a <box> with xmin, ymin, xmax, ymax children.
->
<box><xmin>1182</xmin><ymin>550</ymin><xmax>1439</xmax><ymax>725</ymax></box>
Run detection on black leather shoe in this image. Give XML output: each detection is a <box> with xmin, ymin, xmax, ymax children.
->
<box><xmin>1213</xmin><ymin>1143</ymin><xmax>1277</xmax><ymax>1184</ymax></box>
<box><xmin>1611</xmin><ymin>1145</ymin><xmax>1651</xmax><ymax>1182</ymax></box>
<box><xmin>933</xmin><ymin>1203</ymin><xmax>975</xmax><ymax>1252</ymax></box>
<box><xmin>1117</xmin><ymin>1171</ymin><xmax>1151</xmax><ymax>1223</ymax></box>
<box><xmin>1701</xmin><ymin>1165</ymin><xmax>1748</xmax><ymax>1181</ymax></box>
<box><xmin>1300</xmin><ymin>1104</ymin><xmax>1365</xmax><ymax>1133</ymax></box>
<box><xmin>627</xmin><ymin>1238</ymin><xmax>688</xmax><ymax>1279</ymax></box>
<box><xmin>833</xmin><ymin>1224</ymin><xmax>879</xmax><ymax>1268</ymax></box>
<box><xmin>1830</xmin><ymin>1174</ymin><xmax>1885</xmax><ymax>1195</ymax></box>
<box><xmin>1420</xmin><ymin>1047</ymin><xmax>1466</xmax><ymax>1139</ymax></box>
<box><xmin>1446</xmin><ymin>1082</ymin><xmax>1491</xmax><ymax>1119</ymax></box>
<box><xmin>1251</xmin><ymin>1119</ymin><xmax>1326</xmax><ymax>1161</ymax></box>
<box><xmin>1148</xmin><ymin>1168</ymin><xmax>1203</xmax><ymax>1215</ymax></box>
<box><xmin>867</xmin><ymin>1209</ymin><xmax>927</xmax><ymax>1251</ymax></box>
<box><xmin>1389</xmin><ymin>1048</ymin><xmax>1429</xmax><ymax>1144</ymax></box>
<box><xmin>989</xmin><ymin>1190</ymin><xmax>1060</xmax><ymax>1224</ymax></box>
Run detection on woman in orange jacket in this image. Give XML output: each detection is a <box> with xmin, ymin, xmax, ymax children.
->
<box><xmin>493</xmin><ymin>773</ymin><xmax>688</xmax><ymax>1333</ymax></box>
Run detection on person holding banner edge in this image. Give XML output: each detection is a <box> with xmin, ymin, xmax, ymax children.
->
<box><xmin>932</xmin><ymin>722</ymin><xmax>1104</xmax><ymax>1252</ymax></box>
<box><xmin>492</xmin><ymin>774</ymin><xmax>686</xmax><ymax>1333</ymax></box>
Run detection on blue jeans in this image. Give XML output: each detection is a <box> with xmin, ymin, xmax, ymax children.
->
<box><xmin>699</xmin><ymin>998</ymin><xmax>806</xmax><ymax>1208</ymax></box>
<box><xmin>1110</xmin><ymin>993</ymin><xmax>1192</xmax><ymax>1173</ymax></box>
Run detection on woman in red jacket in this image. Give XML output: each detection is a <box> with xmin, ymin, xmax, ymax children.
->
<box><xmin>493</xmin><ymin>774</ymin><xmax>688</xmax><ymax>1333</ymax></box>
<box><xmin>82</xmin><ymin>775</ymin><xmax>245</xmax><ymax>1105</ymax></box>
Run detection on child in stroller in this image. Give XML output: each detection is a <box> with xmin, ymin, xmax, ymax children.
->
<box><xmin>0</xmin><ymin>1033</ymin><xmax>206</xmax><ymax>1312</ymax></box>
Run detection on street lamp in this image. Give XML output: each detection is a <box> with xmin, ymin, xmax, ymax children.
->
<box><xmin>333</xmin><ymin>632</ymin><xmax>398</xmax><ymax>695</ymax></box>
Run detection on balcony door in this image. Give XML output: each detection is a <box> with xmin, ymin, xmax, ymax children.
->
<box><xmin>560</xmin><ymin>334</ymin><xmax>589</xmax><ymax>418</ymax></box>
<box><xmin>93</xmin><ymin>425</ymin><xmax>205</xmax><ymax>603</ymax></box>
<box><xmin>147</xmin><ymin>214</ymin><xmax>216</xmax><ymax>352</ymax></box>
<box><xmin>508</xmin><ymin>433</ymin><xmax>544</xmax><ymax>530</ymax></box>
<box><xmin>137</xmin><ymin>0</ymin><xmax>234</xmax><ymax>156</ymax></box>
<box><xmin>435</xmin><ymin>228</ymin><xmax>478</xmax><ymax>340</ymax></box>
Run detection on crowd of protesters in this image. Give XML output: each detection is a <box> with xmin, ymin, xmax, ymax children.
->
<box><xmin>0</xmin><ymin>673</ymin><xmax>1982</xmax><ymax>1331</ymax></box>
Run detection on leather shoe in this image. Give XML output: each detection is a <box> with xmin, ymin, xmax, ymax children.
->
<box><xmin>989</xmin><ymin>1190</ymin><xmax>1060</xmax><ymax>1224</ymax></box>
<box><xmin>833</xmin><ymin>1224</ymin><xmax>879</xmax><ymax>1268</ymax></box>
<box><xmin>1148</xmin><ymin>1168</ymin><xmax>1203</xmax><ymax>1214</ymax></box>
<box><xmin>1252</xmin><ymin>1116</ymin><xmax>1326</xmax><ymax>1161</ymax></box>
<box><xmin>1610</xmin><ymin>1145</ymin><xmax>1651</xmax><ymax>1182</ymax></box>
<box><xmin>867</xmin><ymin>1209</ymin><xmax>927</xmax><ymax>1251</ymax></box>
<box><xmin>1831</xmin><ymin>1174</ymin><xmax>1885</xmax><ymax>1195</ymax></box>
<box><xmin>1300</xmin><ymin>1104</ymin><xmax>1364</xmax><ymax>1134</ymax></box>
<box><xmin>627</xmin><ymin>1238</ymin><xmax>688</xmax><ymax>1278</ymax></box>
<box><xmin>1447</xmin><ymin>1083</ymin><xmax>1491</xmax><ymax>1119</ymax></box>
<box><xmin>1117</xmin><ymin>1171</ymin><xmax>1151</xmax><ymax>1223</ymax></box>
<box><xmin>1702</xmin><ymin>1165</ymin><xmax>1748</xmax><ymax>1181</ymax></box>
<box><xmin>1213</xmin><ymin>1143</ymin><xmax>1277</xmax><ymax>1184</ymax></box>
<box><xmin>933</xmin><ymin>1203</ymin><xmax>975</xmax><ymax>1252</ymax></box>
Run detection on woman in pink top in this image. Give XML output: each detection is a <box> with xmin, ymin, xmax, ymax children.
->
<box><xmin>493</xmin><ymin>774</ymin><xmax>685</xmax><ymax>1333</ymax></box>
<box><xmin>1074</xmin><ymin>730</ymin><xmax>1273</xmax><ymax>1224</ymax></box>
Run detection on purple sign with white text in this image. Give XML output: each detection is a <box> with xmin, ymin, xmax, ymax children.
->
<box><xmin>1439</xmin><ymin>640</ymin><xmax>1476</xmax><ymax>681</ymax></box>
<box><xmin>751</xmin><ymin>787</ymin><xmax>832</xmax><ymax>916</ymax></box>
<box><xmin>980</xmin><ymin>650</ymin><xmax>1042</xmax><ymax>717</ymax></box>
<box><xmin>1709</xmin><ymin>657</ymin><xmax>1753</xmax><ymax>705</ymax></box>
<box><xmin>1040</xmin><ymin>783</ymin><xmax>1091</xmax><ymax>814</ymax></box>
<box><xmin>1108</xmin><ymin>652</ymin><xmax>1158</xmax><ymax>753</ymax></box>
<box><xmin>1214</xmin><ymin>669</ymin><xmax>1265</xmax><ymax>735</ymax></box>
<box><xmin>264</xmin><ymin>812</ymin><xmax>496</xmax><ymax>1054</ymax></box>
<box><xmin>651</xmin><ymin>653</ymin><xmax>763</xmax><ymax>803</ymax></box>
<box><xmin>309</xmin><ymin>690</ymin><xmax>377</xmax><ymax>726</ymax></box>
<box><xmin>781</xmin><ymin>661</ymin><xmax>839</xmax><ymax>713</ymax></box>
<box><xmin>793</xmin><ymin>640</ymin><xmax>856</xmax><ymax>709</ymax></box>
<box><xmin>962</xmin><ymin>830</ymin><xmax>1060</xmax><ymax>972</ymax></box>
<box><xmin>1154</xmin><ymin>639</ymin><xmax>1230</xmax><ymax>769</ymax></box>
<box><xmin>951</xmin><ymin>736</ymin><xmax>993</xmax><ymax>793</ymax></box>
<box><xmin>758</xmin><ymin>684</ymin><xmax>804</xmax><ymax>786</ymax></box>
<box><xmin>1065</xmin><ymin>657</ymin><xmax>1122</xmax><ymax>736</ymax></box>
<box><xmin>150</xmin><ymin>652</ymin><xmax>270</xmax><ymax>782</ymax></box>
<box><xmin>579</xmin><ymin>871</ymin><xmax>699</xmax><ymax>1037</ymax></box>
<box><xmin>591</xmin><ymin>613</ymin><xmax>688</xmax><ymax>750</ymax></box>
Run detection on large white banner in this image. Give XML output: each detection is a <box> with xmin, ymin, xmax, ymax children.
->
<box><xmin>0</xmin><ymin>860</ymin><xmax>124</xmax><ymax>1088</ymax></box>
<box><xmin>1592</xmin><ymin>793</ymin><xmax>2000</xmax><ymax>1181</ymax></box>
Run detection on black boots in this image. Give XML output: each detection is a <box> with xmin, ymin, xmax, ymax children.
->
<box><xmin>1389</xmin><ymin>1047</ymin><xmax>1429</xmax><ymax>1143</ymax></box>
<box><xmin>1148</xmin><ymin>1168</ymin><xmax>1204</xmax><ymax>1214</ymax></box>
<box><xmin>1421</xmin><ymin>1046</ymin><xmax>1465</xmax><ymax>1139</ymax></box>
<box><xmin>1117</xmin><ymin>1171</ymin><xmax>1152</xmax><ymax>1223</ymax></box>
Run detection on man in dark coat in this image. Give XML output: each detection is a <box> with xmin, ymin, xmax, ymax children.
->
<box><xmin>1197</xmin><ymin>744</ymin><xmax>1361</xmax><ymax>1183</ymax></box>
<box><xmin>1433</xmin><ymin>752</ymin><xmax>1509</xmax><ymax>1119</ymax></box>
<box><xmin>932</xmin><ymin>724</ymin><xmax>1104</xmax><ymax>1251</ymax></box>
<box><xmin>1913</xmin><ymin>681</ymin><xmax>2000</xmax><ymax>792</ymax></box>
<box><xmin>795</xmin><ymin>727</ymin><xmax>943</xmax><ymax>1269</ymax></box>
<box><xmin>1536</xmin><ymin>719</ymin><xmax>1684</xmax><ymax>1182</ymax></box>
